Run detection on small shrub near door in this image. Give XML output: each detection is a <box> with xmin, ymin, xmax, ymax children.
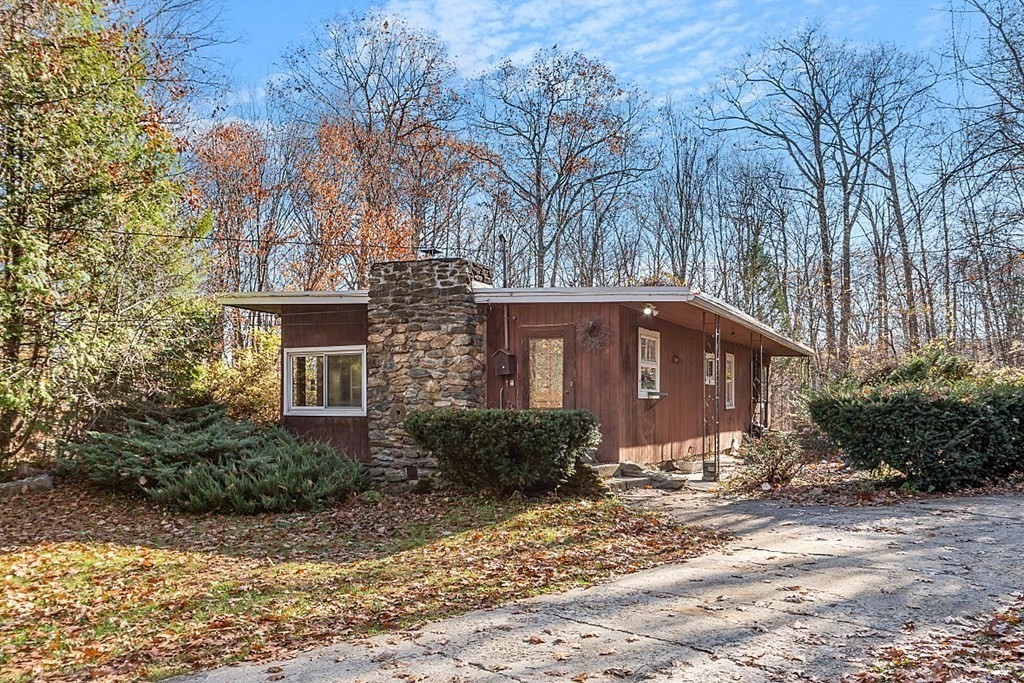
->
<box><xmin>61</xmin><ymin>405</ymin><xmax>367</xmax><ymax>513</ymax></box>
<box><xmin>404</xmin><ymin>408</ymin><xmax>602</xmax><ymax>495</ymax></box>
<box><xmin>734</xmin><ymin>430</ymin><xmax>809</xmax><ymax>490</ymax></box>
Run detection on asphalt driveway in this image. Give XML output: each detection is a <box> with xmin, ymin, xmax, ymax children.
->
<box><xmin>177</xmin><ymin>492</ymin><xmax>1024</xmax><ymax>682</ymax></box>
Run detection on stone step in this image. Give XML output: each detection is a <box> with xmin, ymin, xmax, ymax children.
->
<box><xmin>592</xmin><ymin>464</ymin><xmax>621</xmax><ymax>480</ymax></box>
<box><xmin>603</xmin><ymin>476</ymin><xmax>652</xmax><ymax>492</ymax></box>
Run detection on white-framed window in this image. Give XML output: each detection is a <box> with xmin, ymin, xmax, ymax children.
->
<box><xmin>704</xmin><ymin>352</ymin><xmax>716</xmax><ymax>386</ymax></box>
<box><xmin>284</xmin><ymin>346</ymin><xmax>366</xmax><ymax>417</ymax></box>
<box><xmin>724</xmin><ymin>352</ymin><xmax>736</xmax><ymax>409</ymax></box>
<box><xmin>638</xmin><ymin>328</ymin><xmax>661</xmax><ymax>398</ymax></box>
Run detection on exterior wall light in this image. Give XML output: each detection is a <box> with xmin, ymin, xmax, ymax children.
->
<box><xmin>643</xmin><ymin>304</ymin><xmax>659</xmax><ymax>316</ymax></box>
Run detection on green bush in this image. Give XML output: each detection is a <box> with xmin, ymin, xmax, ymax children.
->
<box><xmin>61</xmin><ymin>405</ymin><xmax>367</xmax><ymax>513</ymax></box>
<box><xmin>194</xmin><ymin>330</ymin><xmax>280</xmax><ymax>424</ymax></box>
<box><xmin>404</xmin><ymin>408</ymin><xmax>602</xmax><ymax>495</ymax></box>
<box><xmin>984</xmin><ymin>383</ymin><xmax>1024</xmax><ymax>476</ymax></box>
<box><xmin>808</xmin><ymin>352</ymin><xmax>1024</xmax><ymax>491</ymax></box>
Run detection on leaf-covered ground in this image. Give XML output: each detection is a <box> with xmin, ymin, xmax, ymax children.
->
<box><xmin>0</xmin><ymin>483</ymin><xmax>727</xmax><ymax>682</ymax></box>
<box><xmin>722</xmin><ymin>459</ymin><xmax>1024</xmax><ymax>507</ymax></box>
<box><xmin>849</xmin><ymin>594</ymin><xmax>1024</xmax><ymax>682</ymax></box>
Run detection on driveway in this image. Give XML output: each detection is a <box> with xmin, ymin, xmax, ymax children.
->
<box><xmin>177</xmin><ymin>493</ymin><xmax>1024</xmax><ymax>682</ymax></box>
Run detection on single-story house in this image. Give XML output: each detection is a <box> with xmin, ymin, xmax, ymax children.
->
<box><xmin>219</xmin><ymin>258</ymin><xmax>812</xmax><ymax>483</ymax></box>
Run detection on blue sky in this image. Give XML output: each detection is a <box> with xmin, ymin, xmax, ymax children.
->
<box><xmin>210</xmin><ymin>0</ymin><xmax>951</xmax><ymax>106</ymax></box>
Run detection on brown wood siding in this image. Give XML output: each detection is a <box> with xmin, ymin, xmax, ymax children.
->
<box><xmin>279</xmin><ymin>305</ymin><xmax>370</xmax><ymax>461</ymax></box>
<box><xmin>484</xmin><ymin>303</ymin><xmax>622</xmax><ymax>463</ymax></box>
<box><xmin>276</xmin><ymin>300</ymin><xmax>769</xmax><ymax>466</ymax></box>
<box><xmin>617</xmin><ymin>305</ymin><xmax>754</xmax><ymax>464</ymax></box>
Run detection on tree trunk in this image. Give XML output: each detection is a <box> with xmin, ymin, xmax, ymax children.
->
<box><xmin>882</xmin><ymin>136</ymin><xmax>920</xmax><ymax>351</ymax></box>
<box><xmin>815</xmin><ymin>178</ymin><xmax>838</xmax><ymax>364</ymax></box>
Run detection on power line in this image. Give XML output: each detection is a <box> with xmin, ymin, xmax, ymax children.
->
<box><xmin>37</xmin><ymin>224</ymin><xmax>400</xmax><ymax>251</ymax></box>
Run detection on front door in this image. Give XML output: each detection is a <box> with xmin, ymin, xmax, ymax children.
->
<box><xmin>520</xmin><ymin>325</ymin><xmax>575</xmax><ymax>409</ymax></box>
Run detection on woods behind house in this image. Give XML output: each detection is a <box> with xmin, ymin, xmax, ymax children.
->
<box><xmin>194</xmin><ymin>5</ymin><xmax>1024</xmax><ymax>369</ymax></box>
<box><xmin>2</xmin><ymin>0</ymin><xmax>1023</xmax><ymax>464</ymax></box>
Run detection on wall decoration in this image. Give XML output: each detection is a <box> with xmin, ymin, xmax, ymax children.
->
<box><xmin>577</xmin><ymin>317</ymin><xmax>612</xmax><ymax>351</ymax></box>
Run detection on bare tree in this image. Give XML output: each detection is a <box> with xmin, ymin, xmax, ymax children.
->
<box><xmin>861</xmin><ymin>47</ymin><xmax>937</xmax><ymax>350</ymax></box>
<box><xmin>953</xmin><ymin>0</ymin><xmax>1024</xmax><ymax>172</ymax></box>
<box><xmin>646</xmin><ymin>104</ymin><xmax>715</xmax><ymax>286</ymax></box>
<box><xmin>706</xmin><ymin>28</ymin><xmax>925</xmax><ymax>368</ymax></box>
<box><xmin>274</xmin><ymin>11</ymin><xmax>472</xmax><ymax>265</ymax></box>
<box><xmin>470</xmin><ymin>48</ymin><xmax>656</xmax><ymax>287</ymax></box>
<box><xmin>708</xmin><ymin>28</ymin><xmax>855</xmax><ymax>365</ymax></box>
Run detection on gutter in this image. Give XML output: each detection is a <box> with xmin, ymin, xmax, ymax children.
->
<box><xmin>689</xmin><ymin>290</ymin><xmax>814</xmax><ymax>358</ymax></box>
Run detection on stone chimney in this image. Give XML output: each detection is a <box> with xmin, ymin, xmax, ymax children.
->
<box><xmin>366</xmin><ymin>258</ymin><xmax>492</xmax><ymax>482</ymax></box>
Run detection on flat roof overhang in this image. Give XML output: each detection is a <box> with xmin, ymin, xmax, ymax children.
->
<box><xmin>216</xmin><ymin>291</ymin><xmax>369</xmax><ymax>314</ymax></box>
<box><xmin>218</xmin><ymin>285</ymin><xmax>812</xmax><ymax>357</ymax></box>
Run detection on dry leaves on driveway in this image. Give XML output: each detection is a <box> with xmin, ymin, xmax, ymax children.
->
<box><xmin>848</xmin><ymin>593</ymin><xmax>1024</xmax><ymax>683</ymax></box>
<box><xmin>723</xmin><ymin>459</ymin><xmax>1024</xmax><ymax>508</ymax></box>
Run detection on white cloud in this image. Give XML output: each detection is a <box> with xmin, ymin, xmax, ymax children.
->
<box><xmin>914</xmin><ymin>9</ymin><xmax>948</xmax><ymax>48</ymax></box>
<box><xmin>381</xmin><ymin>0</ymin><xmax>940</xmax><ymax>99</ymax></box>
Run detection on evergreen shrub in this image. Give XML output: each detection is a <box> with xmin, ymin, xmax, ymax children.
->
<box><xmin>808</xmin><ymin>351</ymin><xmax>1024</xmax><ymax>491</ymax></box>
<box><xmin>404</xmin><ymin>408</ymin><xmax>602</xmax><ymax>495</ymax></box>
<box><xmin>61</xmin><ymin>405</ymin><xmax>366</xmax><ymax>513</ymax></box>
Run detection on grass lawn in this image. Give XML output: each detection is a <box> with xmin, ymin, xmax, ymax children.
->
<box><xmin>0</xmin><ymin>483</ymin><xmax>726</xmax><ymax>682</ymax></box>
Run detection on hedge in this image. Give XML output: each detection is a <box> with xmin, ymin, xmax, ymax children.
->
<box><xmin>404</xmin><ymin>408</ymin><xmax>602</xmax><ymax>495</ymax></box>
<box><xmin>61</xmin><ymin>405</ymin><xmax>367</xmax><ymax>513</ymax></box>
<box><xmin>807</xmin><ymin>354</ymin><xmax>1024</xmax><ymax>491</ymax></box>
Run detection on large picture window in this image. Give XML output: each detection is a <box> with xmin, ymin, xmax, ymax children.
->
<box><xmin>638</xmin><ymin>328</ymin><xmax>661</xmax><ymax>398</ymax></box>
<box><xmin>724</xmin><ymin>352</ymin><xmax>736</xmax><ymax>409</ymax></box>
<box><xmin>284</xmin><ymin>346</ymin><xmax>366</xmax><ymax>416</ymax></box>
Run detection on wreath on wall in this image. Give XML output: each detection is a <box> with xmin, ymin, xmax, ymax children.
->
<box><xmin>577</xmin><ymin>317</ymin><xmax>612</xmax><ymax>351</ymax></box>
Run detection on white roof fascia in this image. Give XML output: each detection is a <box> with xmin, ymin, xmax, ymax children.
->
<box><xmin>216</xmin><ymin>285</ymin><xmax>811</xmax><ymax>357</ymax></box>
<box><xmin>472</xmin><ymin>286</ymin><xmax>694</xmax><ymax>304</ymax></box>
<box><xmin>216</xmin><ymin>291</ymin><xmax>369</xmax><ymax>308</ymax></box>
<box><xmin>689</xmin><ymin>291</ymin><xmax>814</xmax><ymax>357</ymax></box>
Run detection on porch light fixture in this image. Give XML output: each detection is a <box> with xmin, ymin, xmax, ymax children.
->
<box><xmin>643</xmin><ymin>303</ymin><xmax>659</xmax><ymax>317</ymax></box>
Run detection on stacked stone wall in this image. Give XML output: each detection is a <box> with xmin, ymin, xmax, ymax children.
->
<box><xmin>366</xmin><ymin>259</ymin><xmax>491</xmax><ymax>482</ymax></box>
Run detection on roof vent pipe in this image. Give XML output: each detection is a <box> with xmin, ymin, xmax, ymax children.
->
<box><xmin>497</xmin><ymin>234</ymin><xmax>510</xmax><ymax>288</ymax></box>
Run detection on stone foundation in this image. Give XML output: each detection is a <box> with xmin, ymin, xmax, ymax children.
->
<box><xmin>366</xmin><ymin>258</ymin><xmax>491</xmax><ymax>482</ymax></box>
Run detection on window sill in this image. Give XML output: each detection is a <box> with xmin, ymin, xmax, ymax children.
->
<box><xmin>284</xmin><ymin>408</ymin><xmax>366</xmax><ymax>418</ymax></box>
<box><xmin>639</xmin><ymin>391</ymin><xmax>667</xmax><ymax>400</ymax></box>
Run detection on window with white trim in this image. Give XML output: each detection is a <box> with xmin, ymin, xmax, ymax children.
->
<box><xmin>284</xmin><ymin>346</ymin><xmax>366</xmax><ymax>416</ymax></box>
<box><xmin>704</xmin><ymin>352</ymin><xmax>716</xmax><ymax>386</ymax></box>
<box><xmin>724</xmin><ymin>352</ymin><xmax>736</xmax><ymax>409</ymax></box>
<box><xmin>638</xmin><ymin>328</ymin><xmax>660</xmax><ymax>398</ymax></box>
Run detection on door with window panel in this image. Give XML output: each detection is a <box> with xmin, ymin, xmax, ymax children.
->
<box><xmin>520</xmin><ymin>325</ymin><xmax>575</xmax><ymax>409</ymax></box>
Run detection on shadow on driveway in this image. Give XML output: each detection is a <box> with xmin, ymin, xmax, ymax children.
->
<box><xmin>176</xmin><ymin>493</ymin><xmax>1024</xmax><ymax>683</ymax></box>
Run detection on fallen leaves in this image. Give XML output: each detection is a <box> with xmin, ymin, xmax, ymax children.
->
<box><xmin>0</xmin><ymin>482</ymin><xmax>728</xmax><ymax>681</ymax></box>
<box><xmin>722</xmin><ymin>459</ymin><xmax>1024</xmax><ymax>508</ymax></box>
<box><xmin>848</xmin><ymin>593</ymin><xmax>1024</xmax><ymax>682</ymax></box>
